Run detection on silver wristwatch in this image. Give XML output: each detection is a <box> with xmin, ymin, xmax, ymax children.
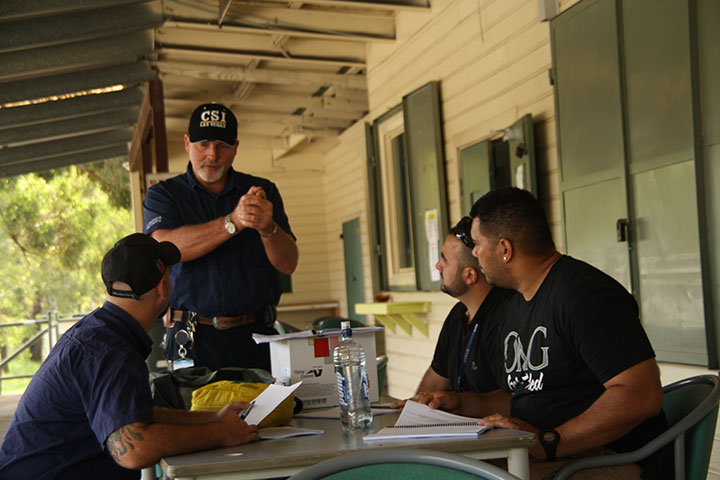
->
<box><xmin>225</xmin><ymin>214</ymin><xmax>237</xmax><ymax>236</ymax></box>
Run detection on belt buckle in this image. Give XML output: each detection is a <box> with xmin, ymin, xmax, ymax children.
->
<box><xmin>212</xmin><ymin>316</ymin><xmax>230</xmax><ymax>330</ymax></box>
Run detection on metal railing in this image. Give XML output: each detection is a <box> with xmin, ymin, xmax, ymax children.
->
<box><xmin>0</xmin><ymin>311</ymin><xmax>86</xmax><ymax>390</ymax></box>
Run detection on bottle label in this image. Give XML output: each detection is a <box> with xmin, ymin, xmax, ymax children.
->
<box><xmin>362</xmin><ymin>375</ymin><xmax>370</xmax><ymax>401</ymax></box>
<box><xmin>336</xmin><ymin>371</ymin><xmax>350</xmax><ymax>407</ymax></box>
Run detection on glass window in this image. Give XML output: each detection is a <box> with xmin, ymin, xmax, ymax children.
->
<box><xmin>377</xmin><ymin>111</ymin><xmax>415</xmax><ymax>288</ymax></box>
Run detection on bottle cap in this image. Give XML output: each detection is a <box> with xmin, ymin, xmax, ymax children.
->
<box><xmin>340</xmin><ymin>321</ymin><xmax>350</xmax><ymax>330</ymax></box>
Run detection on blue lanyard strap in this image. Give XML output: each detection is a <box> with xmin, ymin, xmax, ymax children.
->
<box><xmin>456</xmin><ymin>322</ymin><xmax>479</xmax><ymax>392</ymax></box>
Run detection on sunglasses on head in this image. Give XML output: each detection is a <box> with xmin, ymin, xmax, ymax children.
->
<box><xmin>451</xmin><ymin>216</ymin><xmax>474</xmax><ymax>249</ymax></box>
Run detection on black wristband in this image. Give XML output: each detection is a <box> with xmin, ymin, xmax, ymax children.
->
<box><xmin>539</xmin><ymin>429</ymin><xmax>560</xmax><ymax>461</ymax></box>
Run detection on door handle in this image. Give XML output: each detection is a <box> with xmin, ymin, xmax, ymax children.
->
<box><xmin>616</xmin><ymin>218</ymin><xmax>629</xmax><ymax>242</ymax></box>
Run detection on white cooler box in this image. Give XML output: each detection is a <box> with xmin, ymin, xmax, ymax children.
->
<box><xmin>253</xmin><ymin>326</ymin><xmax>383</xmax><ymax>408</ymax></box>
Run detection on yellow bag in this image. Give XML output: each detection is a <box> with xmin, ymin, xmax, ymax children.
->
<box><xmin>190</xmin><ymin>381</ymin><xmax>294</xmax><ymax>428</ymax></box>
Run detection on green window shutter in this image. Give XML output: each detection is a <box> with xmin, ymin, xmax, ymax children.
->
<box><xmin>460</xmin><ymin>140</ymin><xmax>492</xmax><ymax>215</ymax></box>
<box><xmin>402</xmin><ymin>81</ymin><xmax>448</xmax><ymax>291</ymax></box>
<box><xmin>365</xmin><ymin>121</ymin><xmax>385</xmax><ymax>291</ymax></box>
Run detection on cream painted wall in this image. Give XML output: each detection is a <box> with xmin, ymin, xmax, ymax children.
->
<box><xmin>322</xmin><ymin>121</ymin><xmax>373</xmax><ymax>318</ymax></box>
<box><xmin>323</xmin><ymin>0</ymin><xmax>579</xmax><ymax>400</ymax></box>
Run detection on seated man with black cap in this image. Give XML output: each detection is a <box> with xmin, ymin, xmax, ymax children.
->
<box><xmin>0</xmin><ymin>233</ymin><xmax>259</xmax><ymax>480</ymax></box>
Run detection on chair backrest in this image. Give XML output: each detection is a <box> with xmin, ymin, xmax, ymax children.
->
<box><xmin>662</xmin><ymin>374</ymin><xmax>720</xmax><ymax>480</ymax></box>
<box><xmin>553</xmin><ymin>374</ymin><xmax>720</xmax><ymax>480</ymax></box>
<box><xmin>287</xmin><ymin>449</ymin><xmax>520</xmax><ymax>480</ymax></box>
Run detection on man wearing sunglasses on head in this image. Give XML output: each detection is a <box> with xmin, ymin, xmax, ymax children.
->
<box><xmin>392</xmin><ymin>217</ymin><xmax>513</xmax><ymax>408</ymax></box>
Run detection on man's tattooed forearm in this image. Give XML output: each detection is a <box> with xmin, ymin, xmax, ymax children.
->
<box><xmin>106</xmin><ymin>423</ymin><xmax>150</xmax><ymax>461</ymax></box>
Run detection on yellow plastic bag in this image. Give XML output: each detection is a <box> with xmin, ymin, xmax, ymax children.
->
<box><xmin>190</xmin><ymin>381</ymin><xmax>294</xmax><ymax>428</ymax></box>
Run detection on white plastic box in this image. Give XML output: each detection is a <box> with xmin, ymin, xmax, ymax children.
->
<box><xmin>253</xmin><ymin>327</ymin><xmax>383</xmax><ymax>408</ymax></box>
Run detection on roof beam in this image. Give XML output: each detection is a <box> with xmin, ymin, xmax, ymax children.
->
<box><xmin>156</xmin><ymin>47</ymin><xmax>364</xmax><ymax>69</ymax></box>
<box><xmin>0</xmin><ymin>145</ymin><xmax>129</xmax><ymax>178</ymax></box>
<box><xmin>156</xmin><ymin>24</ymin><xmax>367</xmax><ymax>63</ymax></box>
<box><xmin>0</xmin><ymin>61</ymin><xmax>156</xmax><ymax>105</ymax></box>
<box><xmin>166</xmin><ymin>112</ymin><xmax>349</xmax><ymax>130</ymax></box>
<box><xmin>183</xmin><ymin>5</ymin><xmax>394</xmax><ymax>40</ymax></box>
<box><xmin>0</xmin><ymin>128</ymin><xmax>134</xmax><ymax>167</ymax></box>
<box><xmin>156</xmin><ymin>61</ymin><xmax>366</xmax><ymax>90</ymax></box>
<box><xmin>229</xmin><ymin>0</ymin><xmax>429</xmax><ymax>12</ymax></box>
<box><xmin>149</xmin><ymin>79</ymin><xmax>169</xmax><ymax>172</ymax></box>
<box><xmin>0</xmin><ymin>87</ymin><xmax>144</xmax><ymax>129</ymax></box>
<box><xmin>0</xmin><ymin>31</ymin><xmax>154</xmax><ymax>83</ymax></box>
<box><xmin>162</xmin><ymin>18</ymin><xmax>392</xmax><ymax>43</ymax></box>
<box><xmin>164</xmin><ymin>94</ymin><xmax>367</xmax><ymax>116</ymax></box>
<box><xmin>1</xmin><ymin>3</ymin><xmax>162</xmax><ymax>53</ymax></box>
<box><xmin>129</xmin><ymin>88</ymin><xmax>153</xmax><ymax>172</ymax></box>
<box><xmin>0</xmin><ymin>108</ymin><xmax>139</xmax><ymax>147</ymax></box>
<box><xmin>163</xmin><ymin>118</ymin><xmax>295</xmax><ymax>149</ymax></box>
<box><xmin>0</xmin><ymin>0</ymin><xmax>151</xmax><ymax>22</ymax></box>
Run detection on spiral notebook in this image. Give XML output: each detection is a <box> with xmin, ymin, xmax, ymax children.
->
<box><xmin>363</xmin><ymin>400</ymin><xmax>488</xmax><ymax>441</ymax></box>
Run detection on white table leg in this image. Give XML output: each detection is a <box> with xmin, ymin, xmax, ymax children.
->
<box><xmin>507</xmin><ymin>447</ymin><xmax>530</xmax><ymax>480</ymax></box>
<box><xmin>141</xmin><ymin>466</ymin><xmax>157</xmax><ymax>480</ymax></box>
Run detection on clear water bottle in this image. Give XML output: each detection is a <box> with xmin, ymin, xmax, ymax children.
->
<box><xmin>333</xmin><ymin>321</ymin><xmax>372</xmax><ymax>429</ymax></box>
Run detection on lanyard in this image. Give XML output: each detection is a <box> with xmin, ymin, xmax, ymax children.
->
<box><xmin>456</xmin><ymin>322</ymin><xmax>479</xmax><ymax>392</ymax></box>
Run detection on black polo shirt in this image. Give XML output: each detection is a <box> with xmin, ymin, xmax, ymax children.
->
<box><xmin>431</xmin><ymin>287</ymin><xmax>512</xmax><ymax>393</ymax></box>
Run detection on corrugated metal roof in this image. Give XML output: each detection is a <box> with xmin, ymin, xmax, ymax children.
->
<box><xmin>0</xmin><ymin>0</ymin><xmax>429</xmax><ymax>176</ymax></box>
<box><xmin>0</xmin><ymin>0</ymin><xmax>161</xmax><ymax>176</ymax></box>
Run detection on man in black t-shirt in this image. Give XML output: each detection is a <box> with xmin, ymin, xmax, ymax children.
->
<box><xmin>417</xmin><ymin>188</ymin><xmax>669</xmax><ymax>480</ymax></box>
<box><xmin>415</xmin><ymin>217</ymin><xmax>512</xmax><ymax>394</ymax></box>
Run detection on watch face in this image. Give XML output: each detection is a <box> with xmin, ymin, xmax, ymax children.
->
<box><xmin>226</xmin><ymin>218</ymin><xmax>236</xmax><ymax>235</ymax></box>
<box><xmin>542</xmin><ymin>430</ymin><xmax>558</xmax><ymax>443</ymax></box>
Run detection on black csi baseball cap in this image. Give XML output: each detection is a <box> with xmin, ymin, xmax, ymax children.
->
<box><xmin>187</xmin><ymin>103</ymin><xmax>238</xmax><ymax>146</ymax></box>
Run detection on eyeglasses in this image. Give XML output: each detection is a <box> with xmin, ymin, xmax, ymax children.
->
<box><xmin>451</xmin><ymin>216</ymin><xmax>474</xmax><ymax>249</ymax></box>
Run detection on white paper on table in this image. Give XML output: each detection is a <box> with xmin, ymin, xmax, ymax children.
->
<box><xmin>243</xmin><ymin>382</ymin><xmax>302</xmax><ymax>426</ymax></box>
<box><xmin>394</xmin><ymin>400</ymin><xmax>480</xmax><ymax>427</ymax></box>
<box><xmin>259</xmin><ymin>426</ymin><xmax>324</xmax><ymax>440</ymax></box>
<box><xmin>362</xmin><ymin>401</ymin><xmax>486</xmax><ymax>442</ymax></box>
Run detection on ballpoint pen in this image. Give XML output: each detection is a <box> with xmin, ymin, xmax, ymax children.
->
<box><xmin>239</xmin><ymin>400</ymin><xmax>256</xmax><ymax>420</ymax></box>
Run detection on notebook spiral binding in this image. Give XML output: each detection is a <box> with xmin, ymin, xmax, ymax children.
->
<box><xmin>388</xmin><ymin>422</ymin><xmax>478</xmax><ymax>428</ymax></box>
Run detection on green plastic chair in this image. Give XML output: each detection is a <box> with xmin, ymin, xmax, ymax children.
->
<box><xmin>287</xmin><ymin>449</ymin><xmax>521</xmax><ymax>480</ymax></box>
<box><xmin>553</xmin><ymin>374</ymin><xmax>720</xmax><ymax>480</ymax></box>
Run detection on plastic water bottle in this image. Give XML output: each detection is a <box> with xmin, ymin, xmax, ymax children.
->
<box><xmin>333</xmin><ymin>321</ymin><xmax>372</xmax><ymax>429</ymax></box>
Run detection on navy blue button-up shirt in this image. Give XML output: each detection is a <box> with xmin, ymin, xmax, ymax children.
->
<box><xmin>142</xmin><ymin>164</ymin><xmax>294</xmax><ymax>316</ymax></box>
<box><xmin>0</xmin><ymin>302</ymin><xmax>155</xmax><ymax>479</ymax></box>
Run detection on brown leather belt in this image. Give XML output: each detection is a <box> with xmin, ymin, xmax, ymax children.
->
<box><xmin>171</xmin><ymin>309</ymin><xmax>257</xmax><ymax>329</ymax></box>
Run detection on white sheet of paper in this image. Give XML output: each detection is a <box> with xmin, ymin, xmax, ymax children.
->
<box><xmin>395</xmin><ymin>400</ymin><xmax>480</xmax><ymax>427</ymax></box>
<box><xmin>243</xmin><ymin>382</ymin><xmax>302</xmax><ymax>426</ymax></box>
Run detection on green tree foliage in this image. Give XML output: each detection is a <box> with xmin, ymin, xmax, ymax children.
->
<box><xmin>0</xmin><ymin>158</ymin><xmax>133</xmax><ymax>384</ymax></box>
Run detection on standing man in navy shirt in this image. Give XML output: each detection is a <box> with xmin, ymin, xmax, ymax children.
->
<box><xmin>0</xmin><ymin>234</ymin><xmax>259</xmax><ymax>479</ymax></box>
<box><xmin>143</xmin><ymin>103</ymin><xmax>299</xmax><ymax>371</ymax></box>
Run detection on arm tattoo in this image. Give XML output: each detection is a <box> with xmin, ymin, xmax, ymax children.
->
<box><xmin>105</xmin><ymin>423</ymin><xmax>150</xmax><ymax>462</ymax></box>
